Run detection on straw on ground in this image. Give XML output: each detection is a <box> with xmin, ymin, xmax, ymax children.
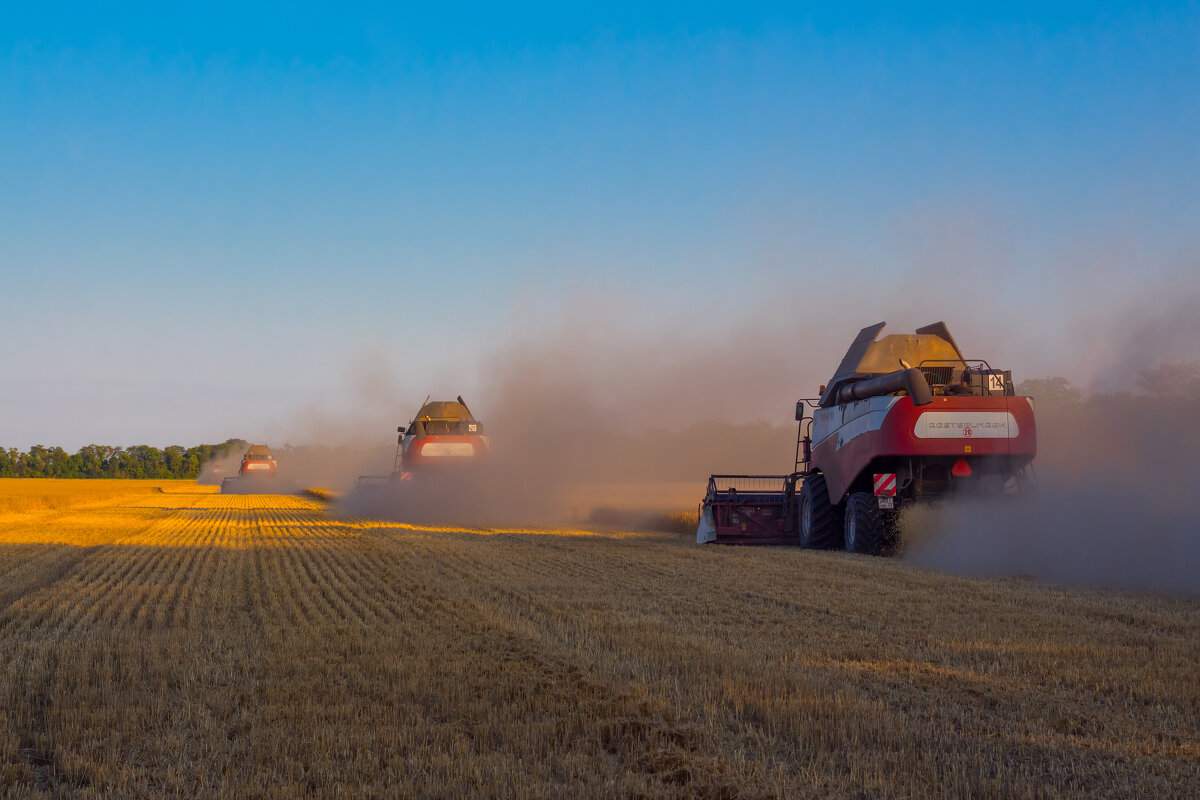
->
<box><xmin>0</xmin><ymin>480</ymin><xmax>1196</xmax><ymax>798</ymax></box>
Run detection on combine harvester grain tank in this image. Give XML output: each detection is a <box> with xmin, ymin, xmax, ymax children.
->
<box><xmin>698</xmin><ymin>321</ymin><xmax>1037</xmax><ymax>554</ymax></box>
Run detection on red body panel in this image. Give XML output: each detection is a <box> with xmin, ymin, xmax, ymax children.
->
<box><xmin>238</xmin><ymin>459</ymin><xmax>277</xmax><ymax>476</ymax></box>
<box><xmin>708</xmin><ymin>501</ymin><xmax>794</xmax><ymax>545</ymax></box>
<box><xmin>401</xmin><ymin>434</ymin><xmax>490</xmax><ymax>470</ymax></box>
<box><xmin>701</xmin><ymin>476</ymin><xmax>797</xmax><ymax>545</ymax></box>
<box><xmin>813</xmin><ymin>396</ymin><xmax>1036</xmax><ymax>501</ymax></box>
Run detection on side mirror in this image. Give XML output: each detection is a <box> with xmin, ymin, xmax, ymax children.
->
<box><xmin>795</xmin><ymin>401</ymin><xmax>806</xmax><ymax>422</ymax></box>
<box><xmin>397</xmin><ymin>426</ymin><xmax>406</xmax><ymax>434</ymax></box>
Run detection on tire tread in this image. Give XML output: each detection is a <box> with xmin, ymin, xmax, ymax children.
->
<box><xmin>845</xmin><ymin>492</ymin><xmax>885</xmax><ymax>555</ymax></box>
<box><xmin>799</xmin><ymin>474</ymin><xmax>843</xmax><ymax>549</ymax></box>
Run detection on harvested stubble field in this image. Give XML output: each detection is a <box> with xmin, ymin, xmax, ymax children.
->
<box><xmin>0</xmin><ymin>481</ymin><xmax>1196</xmax><ymax>798</ymax></box>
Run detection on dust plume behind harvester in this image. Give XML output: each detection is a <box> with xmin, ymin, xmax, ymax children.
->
<box><xmin>698</xmin><ymin>321</ymin><xmax>1037</xmax><ymax>554</ymax></box>
<box><xmin>220</xmin><ymin>444</ymin><xmax>280</xmax><ymax>494</ymax></box>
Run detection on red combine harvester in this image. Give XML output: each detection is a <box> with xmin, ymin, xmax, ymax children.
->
<box><xmin>221</xmin><ymin>444</ymin><xmax>278</xmax><ymax>493</ymax></box>
<box><xmin>358</xmin><ymin>396</ymin><xmax>489</xmax><ymax>484</ymax></box>
<box><xmin>698</xmin><ymin>321</ymin><xmax>1037</xmax><ymax>554</ymax></box>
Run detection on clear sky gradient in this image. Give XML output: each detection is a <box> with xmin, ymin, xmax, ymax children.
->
<box><xmin>3</xmin><ymin>3</ymin><xmax>1198</xmax><ymax>449</ymax></box>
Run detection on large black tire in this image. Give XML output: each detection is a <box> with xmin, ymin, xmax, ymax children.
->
<box><xmin>843</xmin><ymin>492</ymin><xmax>889</xmax><ymax>555</ymax></box>
<box><xmin>798</xmin><ymin>473</ymin><xmax>844</xmax><ymax>549</ymax></box>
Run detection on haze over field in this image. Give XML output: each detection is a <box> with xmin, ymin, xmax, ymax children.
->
<box><xmin>2</xmin><ymin>3</ymin><xmax>1197</xmax><ymax>453</ymax></box>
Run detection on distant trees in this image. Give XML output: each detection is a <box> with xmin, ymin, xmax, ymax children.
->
<box><xmin>0</xmin><ymin>439</ymin><xmax>248</xmax><ymax>479</ymax></box>
<box><xmin>1017</xmin><ymin>361</ymin><xmax>1200</xmax><ymax>410</ymax></box>
<box><xmin>1015</xmin><ymin>362</ymin><xmax>1200</xmax><ymax>478</ymax></box>
<box><xmin>1136</xmin><ymin>362</ymin><xmax>1200</xmax><ymax>400</ymax></box>
<box><xmin>1015</xmin><ymin>376</ymin><xmax>1082</xmax><ymax>405</ymax></box>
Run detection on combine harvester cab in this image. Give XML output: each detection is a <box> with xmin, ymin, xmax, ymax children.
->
<box><xmin>358</xmin><ymin>396</ymin><xmax>489</xmax><ymax>485</ymax></box>
<box><xmin>221</xmin><ymin>444</ymin><xmax>278</xmax><ymax>493</ymax></box>
<box><xmin>698</xmin><ymin>321</ymin><xmax>1037</xmax><ymax>554</ymax></box>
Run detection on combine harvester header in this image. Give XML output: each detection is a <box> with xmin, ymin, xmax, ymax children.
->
<box><xmin>698</xmin><ymin>321</ymin><xmax>1037</xmax><ymax>554</ymax></box>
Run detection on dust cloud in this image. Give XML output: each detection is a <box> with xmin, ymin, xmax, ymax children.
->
<box><xmin>217</xmin><ymin>444</ymin><xmax>395</xmax><ymax>495</ymax></box>
<box><xmin>221</xmin><ymin>344</ymin><xmax>436</xmax><ymax>494</ymax></box>
<box><xmin>327</xmin><ymin>273</ymin><xmax>1067</xmax><ymax>527</ymax></box>
<box><xmin>336</xmin><ymin>295</ymin><xmax>808</xmax><ymax>526</ymax></box>
<box><xmin>905</xmin><ymin>289</ymin><xmax>1200</xmax><ymax>596</ymax></box>
<box><xmin>198</xmin><ymin>439</ymin><xmax>392</xmax><ymax>495</ymax></box>
<box><xmin>197</xmin><ymin>451</ymin><xmax>244</xmax><ymax>486</ymax></box>
<box><xmin>902</xmin><ymin>475</ymin><xmax>1198</xmax><ymax>596</ymax></box>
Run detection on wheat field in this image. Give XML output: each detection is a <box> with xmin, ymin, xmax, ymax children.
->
<box><xmin>0</xmin><ymin>481</ymin><xmax>1196</xmax><ymax>798</ymax></box>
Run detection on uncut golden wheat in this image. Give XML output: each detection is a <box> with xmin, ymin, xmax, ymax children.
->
<box><xmin>0</xmin><ymin>480</ymin><xmax>1196</xmax><ymax>798</ymax></box>
<box><xmin>0</xmin><ymin>478</ymin><xmax>212</xmax><ymax>516</ymax></box>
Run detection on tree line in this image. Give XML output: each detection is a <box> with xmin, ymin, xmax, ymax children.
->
<box><xmin>1017</xmin><ymin>362</ymin><xmax>1199</xmax><ymax>409</ymax></box>
<box><xmin>0</xmin><ymin>440</ymin><xmax>249</xmax><ymax>479</ymax></box>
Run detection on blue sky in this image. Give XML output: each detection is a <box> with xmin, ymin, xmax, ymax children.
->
<box><xmin>2</xmin><ymin>3</ymin><xmax>1198</xmax><ymax>449</ymax></box>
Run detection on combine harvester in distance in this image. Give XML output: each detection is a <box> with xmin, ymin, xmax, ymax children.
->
<box><xmin>358</xmin><ymin>396</ymin><xmax>489</xmax><ymax>485</ymax></box>
<box><xmin>221</xmin><ymin>444</ymin><xmax>280</xmax><ymax>494</ymax></box>
<box><xmin>698</xmin><ymin>321</ymin><xmax>1037</xmax><ymax>554</ymax></box>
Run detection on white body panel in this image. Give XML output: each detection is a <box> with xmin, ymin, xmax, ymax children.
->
<box><xmin>913</xmin><ymin>411</ymin><xmax>1019</xmax><ymax>439</ymax></box>
<box><xmin>419</xmin><ymin>442</ymin><xmax>475</xmax><ymax>457</ymax></box>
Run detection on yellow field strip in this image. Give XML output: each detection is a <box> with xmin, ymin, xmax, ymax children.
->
<box><xmin>0</xmin><ymin>484</ymin><xmax>1195</xmax><ymax>797</ymax></box>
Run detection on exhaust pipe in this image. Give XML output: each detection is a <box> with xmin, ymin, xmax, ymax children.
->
<box><xmin>835</xmin><ymin>367</ymin><xmax>933</xmax><ymax>406</ymax></box>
